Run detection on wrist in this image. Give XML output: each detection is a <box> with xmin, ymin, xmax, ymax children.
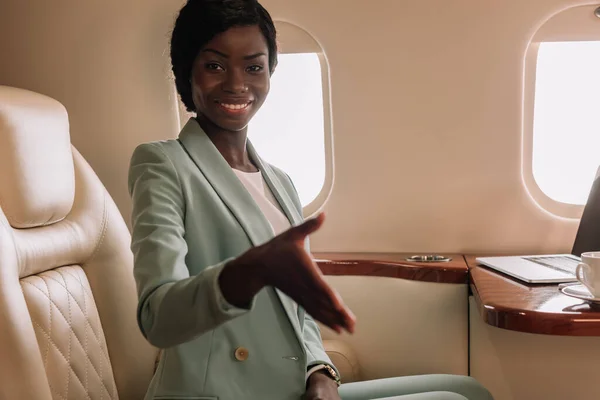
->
<box><xmin>219</xmin><ymin>257</ymin><xmax>265</xmax><ymax>307</ymax></box>
<box><xmin>307</xmin><ymin>364</ymin><xmax>340</xmax><ymax>387</ymax></box>
<box><xmin>308</xmin><ymin>370</ymin><xmax>338</xmax><ymax>389</ymax></box>
<box><xmin>235</xmin><ymin>247</ymin><xmax>268</xmax><ymax>292</ymax></box>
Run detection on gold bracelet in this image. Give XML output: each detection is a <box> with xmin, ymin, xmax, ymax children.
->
<box><xmin>319</xmin><ymin>364</ymin><xmax>341</xmax><ymax>386</ymax></box>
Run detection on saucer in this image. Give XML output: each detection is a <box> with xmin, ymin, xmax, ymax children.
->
<box><xmin>560</xmin><ymin>283</ymin><xmax>600</xmax><ymax>304</ymax></box>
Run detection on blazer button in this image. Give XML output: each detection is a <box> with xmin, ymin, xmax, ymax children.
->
<box><xmin>234</xmin><ymin>347</ymin><xmax>249</xmax><ymax>361</ymax></box>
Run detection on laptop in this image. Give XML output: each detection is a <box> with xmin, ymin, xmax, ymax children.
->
<box><xmin>476</xmin><ymin>166</ymin><xmax>600</xmax><ymax>283</ymax></box>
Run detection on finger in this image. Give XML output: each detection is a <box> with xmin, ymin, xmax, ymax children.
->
<box><xmin>304</xmin><ymin>306</ymin><xmax>343</xmax><ymax>333</ymax></box>
<box><xmin>344</xmin><ymin>307</ymin><xmax>357</xmax><ymax>333</ymax></box>
<box><xmin>286</xmin><ymin>212</ymin><xmax>325</xmax><ymax>241</ymax></box>
<box><xmin>331</xmin><ymin>299</ymin><xmax>356</xmax><ymax>334</ymax></box>
<box><xmin>315</xmin><ymin>280</ymin><xmax>348</xmax><ymax>318</ymax></box>
<box><xmin>329</xmin><ymin>289</ymin><xmax>356</xmax><ymax>330</ymax></box>
<box><xmin>299</xmin><ymin>282</ymin><xmax>354</xmax><ymax>332</ymax></box>
<box><xmin>316</xmin><ymin>294</ymin><xmax>355</xmax><ymax>333</ymax></box>
<box><xmin>315</xmin><ymin>286</ymin><xmax>356</xmax><ymax>333</ymax></box>
<box><xmin>290</xmin><ymin>285</ymin><xmax>345</xmax><ymax>331</ymax></box>
<box><xmin>294</xmin><ymin>270</ymin><xmax>354</xmax><ymax>330</ymax></box>
<box><xmin>277</xmin><ymin>256</ymin><xmax>355</xmax><ymax>332</ymax></box>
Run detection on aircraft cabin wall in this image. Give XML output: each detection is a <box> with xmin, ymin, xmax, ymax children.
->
<box><xmin>0</xmin><ymin>0</ymin><xmax>597</xmax><ymax>254</ymax></box>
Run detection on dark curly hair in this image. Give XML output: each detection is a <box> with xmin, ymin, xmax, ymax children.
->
<box><xmin>170</xmin><ymin>0</ymin><xmax>278</xmax><ymax>112</ymax></box>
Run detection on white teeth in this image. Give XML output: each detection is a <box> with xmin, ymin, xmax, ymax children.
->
<box><xmin>220</xmin><ymin>102</ymin><xmax>250</xmax><ymax>110</ymax></box>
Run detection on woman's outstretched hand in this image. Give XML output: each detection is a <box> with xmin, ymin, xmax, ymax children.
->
<box><xmin>219</xmin><ymin>213</ymin><xmax>356</xmax><ymax>334</ymax></box>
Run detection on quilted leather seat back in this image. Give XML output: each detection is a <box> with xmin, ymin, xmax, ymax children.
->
<box><xmin>0</xmin><ymin>86</ymin><xmax>158</xmax><ymax>400</ymax></box>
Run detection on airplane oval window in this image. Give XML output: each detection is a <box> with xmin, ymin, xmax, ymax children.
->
<box><xmin>522</xmin><ymin>5</ymin><xmax>600</xmax><ymax>218</ymax></box>
<box><xmin>531</xmin><ymin>41</ymin><xmax>600</xmax><ymax>205</ymax></box>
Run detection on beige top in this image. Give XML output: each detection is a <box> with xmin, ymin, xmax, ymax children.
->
<box><xmin>232</xmin><ymin>169</ymin><xmax>291</xmax><ymax>235</ymax></box>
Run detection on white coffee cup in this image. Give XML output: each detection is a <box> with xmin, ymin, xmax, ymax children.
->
<box><xmin>575</xmin><ymin>252</ymin><xmax>600</xmax><ymax>297</ymax></box>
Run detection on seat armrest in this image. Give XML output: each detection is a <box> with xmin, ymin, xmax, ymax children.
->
<box><xmin>323</xmin><ymin>339</ymin><xmax>361</xmax><ymax>383</ymax></box>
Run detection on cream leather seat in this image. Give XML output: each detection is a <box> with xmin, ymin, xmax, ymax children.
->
<box><xmin>0</xmin><ymin>86</ymin><xmax>157</xmax><ymax>400</ymax></box>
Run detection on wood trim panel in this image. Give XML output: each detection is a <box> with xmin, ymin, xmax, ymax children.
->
<box><xmin>313</xmin><ymin>253</ymin><xmax>468</xmax><ymax>284</ymax></box>
<box><xmin>314</xmin><ymin>253</ymin><xmax>600</xmax><ymax>335</ymax></box>
<box><xmin>466</xmin><ymin>255</ymin><xmax>600</xmax><ymax>336</ymax></box>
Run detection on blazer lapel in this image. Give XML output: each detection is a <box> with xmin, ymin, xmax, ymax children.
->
<box><xmin>246</xmin><ymin>140</ymin><xmax>308</xmax><ymax>342</ymax></box>
<box><xmin>177</xmin><ymin>119</ymin><xmax>305</xmax><ymax>346</ymax></box>
<box><xmin>177</xmin><ymin>119</ymin><xmax>274</xmax><ymax>247</ymax></box>
<box><xmin>247</xmin><ymin>140</ymin><xmax>303</xmax><ymax>226</ymax></box>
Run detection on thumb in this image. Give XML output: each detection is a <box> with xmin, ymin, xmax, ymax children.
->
<box><xmin>287</xmin><ymin>212</ymin><xmax>325</xmax><ymax>241</ymax></box>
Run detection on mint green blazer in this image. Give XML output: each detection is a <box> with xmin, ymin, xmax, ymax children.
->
<box><xmin>128</xmin><ymin>118</ymin><xmax>337</xmax><ymax>400</ymax></box>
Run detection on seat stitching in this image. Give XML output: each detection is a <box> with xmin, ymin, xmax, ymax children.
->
<box><xmin>45</xmin><ymin>271</ymin><xmax>102</xmax><ymax>344</ymax></box>
<box><xmin>45</xmin><ymin>272</ymin><xmax>87</xmax><ymax>320</ymax></box>
<box><xmin>73</xmin><ymin>264</ymin><xmax>116</xmax><ymax>400</ymax></box>
<box><xmin>86</xmin><ymin>193</ymin><xmax>109</xmax><ymax>264</ymax></box>
<box><xmin>24</xmin><ymin>276</ymin><xmax>58</xmax><ymax>397</ymax></box>
<box><xmin>79</xmin><ymin>193</ymin><xmax>113</xmax><ymax>399</ymax></box>
<box><xmin>59</xmin><ymin>268</ymin><xmax>90</xmax><ymax>399</ymax></box>
<box><xmin>29</xmin><ymin>319</ymin><xmax>93</xmax><ymax>400</ymax></box>
<box><xmin>39</xmin><ymin>277</ymin><xmax>70</xmax><ymax>398</ymax></box>
<box><xmin>77</xmin><ymin>269</ymin><xmax>90</xmax><ymax>397</ymax></box>
<box><xmin>39</xmin><ymin>273</ymin><xmax>103</xmax><ymax>348</ymax></box>
<box><xmin>61</xmin><ymin>268</ymin><xmax>95</xmax><ymax>302</ymax></box>
<box><xmin>28</xmin><ymin>307</ymin><xmax>114</xmax><ymax>400</ymax></box>
<box><xmin>39</xmin><ymin>275</ymin><xmax>72</xmax><ymax>398</ymax></box>
<box><xmin>34</xmin><ymin>275</ymin><xmax>53</xmax><ymax>373</ymax></box>
<box><xmin>21</xmin><ymin>280</ymin><xmax>115</xmax><ymax>399</ymax></box>
<box><xmin>49</xmin><ymin>384</ymin><xmax>68</xmax><ymax>400</ymax></box>
<box><xmin>66</xmin><ymin>270</ymin><xmax>72</xmax><ymax>398</ymax></box>
<box><xmin>21</xmin><ymin>281</ymin><xmax>106</xmax><ymax>356</ymax></box>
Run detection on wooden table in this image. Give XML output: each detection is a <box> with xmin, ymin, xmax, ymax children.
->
<box><xmin>466</xmin><ymin>255</ymin><xmax>600</xmax><ymax>336</ymax></box>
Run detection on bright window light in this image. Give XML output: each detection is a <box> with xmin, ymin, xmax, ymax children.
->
<box><xmin>248</xmin><ymin>53</ymin><xmax>326</xmax><ymax>207</ymax></box>
<box><xmin>532</xmin><ymin>41</ymin><xmax>600</xmax><ymax>205</ymax></box>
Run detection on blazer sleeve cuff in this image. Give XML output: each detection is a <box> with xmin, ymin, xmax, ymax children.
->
<box><xmin>306</xmin><ymin>363</ymin><xmax>327</xmax><ymax>381</ymax></box>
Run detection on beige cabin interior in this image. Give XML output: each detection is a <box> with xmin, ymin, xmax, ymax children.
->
<box><xmin>1</xmin><ymin>1</ymin><xmax>600</xmax><ymax>399</ymax></box>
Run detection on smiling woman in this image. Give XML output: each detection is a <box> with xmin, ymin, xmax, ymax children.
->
<box><xmin>127</xmin><ymin>1</ymin><xmax>494</xmax><ymax>400</ymax></box>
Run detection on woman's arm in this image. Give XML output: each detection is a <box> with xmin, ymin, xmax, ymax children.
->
<box><xmin>128</xmin><ymin>142</ymin><xmax>256</xmax><ymax>348</ymax></box>
<box><xmin>130</xmin><ymin>147</ymin><xmax>353</xmax><ymax>349</ymax></box>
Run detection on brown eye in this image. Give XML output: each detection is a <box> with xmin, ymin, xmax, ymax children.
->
<box><xmin>206</xmin><ymin>63</ymin><xmax>224</xmax><ymax>71</ymax></box>
<box><xmin>246</xmin><ymin>65</ymin><xmax>264</xmax><ymax>73</ymax></box>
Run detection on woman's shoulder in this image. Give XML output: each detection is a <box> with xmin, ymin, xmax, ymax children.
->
<box><xmin>131</xmin><ymin>139</ymin><xmax>183</xmax><ymax>162</ymax></box>
<box><xmin>128</xmin><ymin>139</ymin><xmax>186</xmax><ymax>189</ymax></box>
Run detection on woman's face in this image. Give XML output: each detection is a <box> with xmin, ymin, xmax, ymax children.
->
<box><xmin>191</xmin><ymin>25</ymin><xmax>271</xmax><ymax>132</ymax></box>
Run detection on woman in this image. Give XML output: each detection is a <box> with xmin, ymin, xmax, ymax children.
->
<box><xmin>128</xmin><ymin>1</ymin><xmax>494</xmax><ymax>399</ymax></box>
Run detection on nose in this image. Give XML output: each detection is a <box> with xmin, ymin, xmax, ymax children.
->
<box><xmin>222</xmin><ymin>68</ymin><xmax>247</xmax><ymax>94</ymax></box>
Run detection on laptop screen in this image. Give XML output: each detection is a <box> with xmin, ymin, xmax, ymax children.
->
<box><xmin>572</xmin><ymin>168</ymin><xmax>600</xmax><ymax>257</ymax></box>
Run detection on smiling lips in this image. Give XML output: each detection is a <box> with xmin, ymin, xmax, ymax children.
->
<box><xmin>218</xmin><ymin>101</ymin><xmax>252</xmax><ymax>114</ymax></box>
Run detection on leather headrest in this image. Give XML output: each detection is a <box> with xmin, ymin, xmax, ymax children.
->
<box><xmin>0</xmin><ymin>86</ymin><xmax>75</xmax><ymax>228</ymax></box>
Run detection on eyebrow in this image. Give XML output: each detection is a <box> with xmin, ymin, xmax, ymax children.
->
<box><xmin>202</xmin><ymin>48</ymin><xmax>267</xmax><ymax>60</ymax></box>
